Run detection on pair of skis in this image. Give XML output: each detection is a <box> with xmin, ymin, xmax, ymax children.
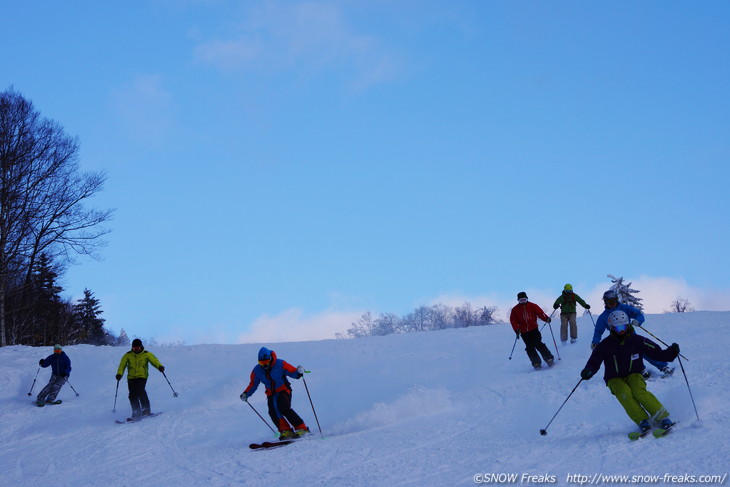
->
<box><xmin>628</xmin><ymin>422</ymin><xmax>676</xmax><ymax>441</ymax></box>
<box><xmin>115</xmin><ymin>412</ymin><xmax>163</xmax><ymax>424</ymax></box>
<box><xmin>249</xmin><ymin>432</ymin><xmax>312</xmax><ymax>450</ymax></box>
<box><xmin>248</xmin><ymin>440</ymin><xmax>295</xmax><ymax>450</ymax></box>
<box><xmin>35</xmin><ymin>400</ymin><xmax>62</xmax><ymax>407</ymax></box>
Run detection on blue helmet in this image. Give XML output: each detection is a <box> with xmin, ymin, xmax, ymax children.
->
<box><xmin>258</xmin><ymin>347</ymin><xmax>272</xmax><ymax>361</ymax></box>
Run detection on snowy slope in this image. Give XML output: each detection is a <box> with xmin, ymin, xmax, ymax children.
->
<box><xmin>1</xmin><ymin>312</ymin><xmax>728</xmax><ymax>487</ymax></box>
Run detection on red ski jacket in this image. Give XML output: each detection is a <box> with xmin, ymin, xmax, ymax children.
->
<box><xmin>510</xmin><ymin>302</ymin><xmax>550</xmax><ymax>334</ymax></box>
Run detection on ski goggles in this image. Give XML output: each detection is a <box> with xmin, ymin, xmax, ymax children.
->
<box><xmin>518</xmin><ymin>297</ymin><xmax>528</xmax><ymax>304</ymax></box>
<box><xmin>612</xmin><ymin>323</ymin><xmax>629</xmax><ymax>334</ymax></box>
<box><xmin>258</xmin><ymin>358</ymin><xmax>272</xmax><ymax>367</ymax></box>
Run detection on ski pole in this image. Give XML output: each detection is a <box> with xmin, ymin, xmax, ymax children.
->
<box><xmin>635</xmin><ymin>324</ymin><xmax>689</xmax><ymax>360</ymax></box>
<box><xmin>508</xmin><ymin>334</ymin><xmax>519</xmax><ymax>360</ymax></box>
<box><xmin>540</xmin><ymin>309</ymin><xmax>558</xmax><ymax>332</ymax></box>
<box><xmin>161</xmin><ymin>371</ymin><xmax>179</xmax><ymax>397</ymax></box>
<box><xmin>677</xmin><ymin>356</ymin><xmax>700</xmax><ymax>421</ymax></box>
<box><xmin>302</xmin><ymin>375</ymin><xmax>323</xmax><ymax>437</ymax></box>
<box><xmin>66</xmin><ymin>380</ymin><xmax>80</xmax><ymax>397</ymax></box>
<box><xmin>545</xmin><ymin>319</ymin><xmax>561</xmax><ymax>360</ymax></box>
<box><xmin>27</xmin><ymin>367</ymin><xmax>41</xmax><ymax>396</ymax></box>
<box><xmin>113</xmin><ymin>379</ymin><xmax>120</xmax><ymax>413</ymax></box>
<box><xmin>539</xmin><ymin>379</ymin><xmax>583</xmax><ymax>436</ymax></box>
<box><xmin>246</xmin><ymin>401</ymin><xmax>278</xmax><ymax>436</ymax></box>
<box><xmin>587</xmin><ymin>310</ymin><xmax>596</xmax><ymax>328</ymax></box>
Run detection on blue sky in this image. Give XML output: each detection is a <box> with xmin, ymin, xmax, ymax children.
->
<box><xmin>3</xmin><ymin>1</ymin><xmax>729</xmax><ymax>344</ymax></box>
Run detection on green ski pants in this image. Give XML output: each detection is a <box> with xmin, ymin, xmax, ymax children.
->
<box><xmin>607</xmin><ymin>373</ymin><xmax>669</xmax><ymax>425</ymax></box>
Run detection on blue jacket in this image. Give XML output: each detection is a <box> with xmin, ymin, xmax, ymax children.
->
<box><xmin>584</xmin><ymin>328</ymin><xmax>677</xmax><ymax>383</ymax></box>
<box><xmin>41</xmin><ymin>352</ymin><xmax>72</xmax><ymax>377</ymax></box>
<box><xmin>244</xmin><ymin>350</ymin><xmax>302</xmax><ymax>397</ymax></box>
<box><xmin>592</xmin><ymin>303</ymin><xmax>645</xmax><ymax>345</ymax></box>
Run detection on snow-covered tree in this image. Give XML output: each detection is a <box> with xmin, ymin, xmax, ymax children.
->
<box><xmin>117</xmin><ymin>328</ymin><xmax>130</xmax><ymax>346</ymax></box>
<box><xmin>607</xmin><ymin>274</ymin><xmax>643</xmax><ymax>310</ymax></box>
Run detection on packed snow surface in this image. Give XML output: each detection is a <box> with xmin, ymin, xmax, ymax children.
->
<box><xmin>1</xmin><ymin>312</ymin><xmax>728</xmax><ymax>487</ymax></box>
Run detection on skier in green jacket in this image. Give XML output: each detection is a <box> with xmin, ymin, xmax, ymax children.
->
<box><xmin>116</xmin><ymin>338</ymin><xmax>165</xmax><ymax>419</ymax></box>
<box><xmin>553</xmin><ymin>284</ymin><xmax>590</xmax><ymax>344</ymax></box>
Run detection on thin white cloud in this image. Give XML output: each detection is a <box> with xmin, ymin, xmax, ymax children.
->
<box><xmin>109</xmin><ymin>74</ymin><xmax>176</xmax><ymax>145</ymax></box>
<box><xmin>192</xmin><ymin>2</ymin><xmax>401</xmax><ymax>88</ymax></box>
<box><xmin>236</xmin><ymin>308</ymin><xmax>363</xmax><ymax>344</ymax></box>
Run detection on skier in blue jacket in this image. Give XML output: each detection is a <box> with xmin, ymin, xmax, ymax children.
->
<box><xmin>592</xmin><ymin>290</ymin><xmax>673</xmax><ymax>377</ymax></box>
<box><xmin>240</xmin><ymin>347</ymin><xmax>309</xmax><ymax>440</ymax></box>
<box><xmin>36</xmin><ymin>344</ymin><xmax>72</xmax><ymax>406</ymax></box>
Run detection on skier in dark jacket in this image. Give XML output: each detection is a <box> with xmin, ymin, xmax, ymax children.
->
<box><xmin>592</xmin><ymin>290</ymin><xmax>673</xmax><ymax>377</ymax></box>
<box><xmin>240</xmin><ymin>347</ymin><xmax>309</xmax><ymax>440</ymax></box>
<box><xmin>509</xmin><ymin>291</ymin><xmax>555</xmax><ymax>369</ymax></box>
<box><xmin>580</xmin><ymin>309</ymin><xmax>680</xmax><ymax>433</ymax></box>
<box><xmin>36</xmin><ymin>344</ymin><xmax>72</xmax><ymax>406</ymax></box>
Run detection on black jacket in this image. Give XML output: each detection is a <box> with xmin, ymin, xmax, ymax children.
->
<box><xmin>584</xmin><ymin>328</ymin><xmax>677</xmax><ymax>383</ymax></box>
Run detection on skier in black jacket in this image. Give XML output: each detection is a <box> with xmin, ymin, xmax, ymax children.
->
<box><xmin>580</xmin><ymin>310</ymin><xmax>679</xmax><ymax>433</ymax></box>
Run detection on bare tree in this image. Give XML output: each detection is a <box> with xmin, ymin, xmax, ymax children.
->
<box><xmin>669</xmin><ymin>297</ymin><xmax>694</xmax><ymax>313</ymax></box>
<box><xmin>0</xmin><ymin>88</ymin><xmax>113</xmax><ymax>346</ymax></box>
<box><xmin>345</xmin><ymin>311</ymin><xmax>374</xmax><ymax>339</ymax></box>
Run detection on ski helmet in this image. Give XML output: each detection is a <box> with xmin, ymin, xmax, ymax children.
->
<box><xmin>607</xmin><ymin>310</ymin><xmax>630</xmax><ymax>334</ymax></box>
<box><xmin>564</xmin><ymin>284</ymin><xmax>573</xmax><ymax>292</ymax></box>
<box><xmin>602</xmin><ymin>290</ymin><xmax>619</xmax><ymax>307</ymax></box>
<box><xmin>258</xmin><ymin>347</ymin><xmax>273</xmax><ymax>369</ymax></box>
<box><xmin>603</xmin><ymin>290</ymin><xmax>617</xmax><ymax>300</ymax></box>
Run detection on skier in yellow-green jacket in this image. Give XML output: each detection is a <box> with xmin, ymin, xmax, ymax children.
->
<box><xmin>116</xmin><ymin>338</ymin><xmax>165</xmax><ymax>419</ymax></box>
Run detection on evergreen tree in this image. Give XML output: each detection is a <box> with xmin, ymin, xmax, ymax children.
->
<box><xmin>73</xmin><ymin>288</ymin><xmax>107</xmax><ymax>345</ymax></box>
<box><xmin>28</xmin><ymin>254</ymin><xmax>65</xmax><ymax>345</ymax></box>
<box><xmin>607</xmin><ymin>274</ymin><xmax>643</xmax><ymax>310</ymax></box>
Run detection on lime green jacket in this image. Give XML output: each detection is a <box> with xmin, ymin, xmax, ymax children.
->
<box><xmin>117</xmin><ymin>350</ymin><xmax>163</xmax><ymax>380</ymax></box>
<box><xmin>553</xmin><ymin>291</ymin><xmax>589</xmax><ymax>314</ymax></box>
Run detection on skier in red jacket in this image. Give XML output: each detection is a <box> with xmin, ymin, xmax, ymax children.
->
<box><xmin>510</xmin><ymin>291</ymin><xmax>555</xmax><ymax>369</ymax></box>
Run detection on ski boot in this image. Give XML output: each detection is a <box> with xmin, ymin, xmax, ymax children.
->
<box><xmin>279</xmin><ymin>430</ymin><xmax>295</xmax><ymax>440</ymax></box>
<box><xmin>294</xmin><ymin>427</ymin><xmax>310</xmax><ymax>438</ymax></box>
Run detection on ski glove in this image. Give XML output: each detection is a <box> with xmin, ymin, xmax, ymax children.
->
<box><xmin>669</xmin><ymin>343</ymin><xmax>680</xmax><ymax>357</ymax></box>
<box><xmin>590</xmin><ymin>343</ymin><xmax>597</xmax><ymax>350</ymax></box>
<box><xmin>39</xmin><ymin>359</ymin><xmax>44</xmax><ymax>366</ymax></box>
<box><xmin>296</xmin><ymin>365</ymin><xmax>305</xmax><ymax>374</ymax></box>
<box><xmin>545</xmin><ymin>317</ymin><xmax>552</xmax><ymax>323</ymax></box>
<box><xmin>585</xmin><ymin>304</ymin><xmax>591</xmax><ymax>310</ymax></box>
<box><xmin>240</xmin><ymin>392</ymin><xmax>248</xmax><ymax>403</ymax></box>
<box><xmin>580</xmin><ymin>368</ymin><xmax>594</xmax><ymax>380</ymax></box>
<box><xmin>115</xmin><ymin>374</ymin><xmax>122</xmax><ymax>381</ymax></box>
<box><xmin>553</xmin><ymin>304</ymin><xmax>559</xmax><ymax>310</ymax></box>
<box><xmin>158</xmin><ymin>366</ymin><xmax>165</xmax><ymax>373</ymax></box>
<box><xmin>515</xmin><ymin>331</ymin><xmax>520</xmax><ymax>339</ymax></box>
<box><xmin>630</xmin><ymin>319</ymin><xmax>641</xmax><ymax>328</ymax></box>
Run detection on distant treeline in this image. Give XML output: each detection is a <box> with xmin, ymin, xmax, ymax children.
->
<box><xmin>338</xmin><ymin>302</ymin><xmax>499</xmax><ymax>339</ymax></box>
